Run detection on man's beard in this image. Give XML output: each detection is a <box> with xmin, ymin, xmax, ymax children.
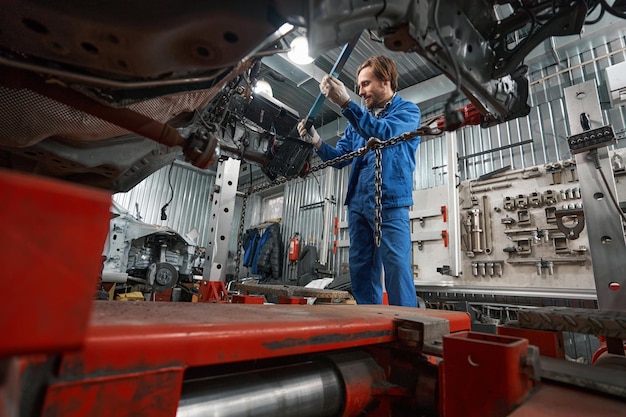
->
<box><xmin>365</xmin><ymin>95</ymin><xmax>381</xmax><ymax>111</ymax></box>
<box><xmin>366</xmin><ymin>91</ymin><xmax>388</xmax><ymax>111</ymax></box>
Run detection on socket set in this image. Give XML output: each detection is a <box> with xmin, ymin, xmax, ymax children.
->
<box><xmin>567</xmin><ymin>125</ymin><xmax>616</xmax><ymax>154</ymax></box>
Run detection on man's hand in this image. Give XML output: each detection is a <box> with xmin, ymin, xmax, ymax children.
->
<box><xmin>297</xmin><ymin>120</ymin><xmax>321</xmax><ymax>148</ymax></box>
<box><xmin>320</xmin><ymin>75</ymin><xmax>350</xmax><ymax>108</ymax></box>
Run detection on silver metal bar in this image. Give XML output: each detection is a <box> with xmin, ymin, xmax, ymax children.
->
<box><xmin>412</xmin><ymin>285</ymin><xmax>597</xmax><ymax>300</ymax></box>
<box><xmin>482</xmin><ymin>195</ymin><xmax>493</xmax><ymax>255</ymax></box>
<box><xmin>177</xmin><ymin>361</ymin><xmax>343</xmax><ymax>417</ymax></box>
<box><xmin>539</xmin><ymin>356</ymin><xmax>626</xmax><ymax>398</ymax></box>
<box><xmin>446</xmin><ymin>130</ymin><xmax>461</xmax><ymax>276</ymax></box>
<box><xmin>563</xmin><ymin>81</ymin><xmax>626</xmax><ymax>312</ymax></box>
<box><xmin>320</xmin><ymin>168</ymin><xmax>335</xmax><ymax>266</ymax></box>
<box><xmin>0</xmin><ymin>55</ymin><xmax>228</xmax><ymax>88</ymax></box>
<box><xmin>204</xmin><ymin>158</ymin><xmax>241</xmax><ymax>281</ymax></box>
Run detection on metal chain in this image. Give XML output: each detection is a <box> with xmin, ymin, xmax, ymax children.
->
<box><xmin>249</xmin><ymin>126</ymin><xmax>441</xmax><ymax>195</ymax></box>
<box><xmin>247</xmin><ymin>126</ymin><xmax>441</xmax><ymax>247</ymax></box>
<box><xmin>373</xmin><ymin>147</ymin><xmax>383</xmax><ymax>247</ymax></box>
<box><xmin>234</xmin><ymin>194</ymin><xmax>247</xmax><ymax>281</ymax></box>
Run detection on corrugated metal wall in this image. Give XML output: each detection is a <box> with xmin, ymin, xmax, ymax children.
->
<box><xmin>240</xmin><ymin>169</ymin><xmax>347</xmax><ymax>282</ymax></box>
<box><xmin>113</xmin><ymin>161</ymin><xmax>215</xmax><ymax>248</ymax></box>
<box><xmin>454</xmin><ymin>37</ymin><xmax>626</xmax><ymax>180</ymax></box>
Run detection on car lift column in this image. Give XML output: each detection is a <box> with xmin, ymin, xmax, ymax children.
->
<box><xmin>204</xmin><ymin>157</ymin><xmax>241</xmax><ymax>282</ymax></box>
<box><xmin>563</xmin><ymin>81</ymin><xmax>626</xmax><ymax>313</ymax></box>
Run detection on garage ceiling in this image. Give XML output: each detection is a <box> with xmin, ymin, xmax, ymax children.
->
<box><xmin>258</xmin><ymin>29</ymin><xmax>445</xmax><ymax>137</ymax></box>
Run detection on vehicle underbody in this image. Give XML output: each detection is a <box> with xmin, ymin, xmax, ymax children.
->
<box><xmin>0</xmin><ymin>0</ymin><xmax>614</xmax><ymax>191</ymax></box>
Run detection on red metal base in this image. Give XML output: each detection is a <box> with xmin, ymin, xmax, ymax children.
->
<box><xmin>498</xmin><ymin>325</ymin><xmax>565</xmax><ymax>359</ymax></box>
<box><xmin>6</xmin><ymin>170</ymin><xmax>623</xmax><ymax>417</ymax></box>
<box><xmin>231</xmin><ymin>294</ymin><xmax>265</xmax><ymax>304</ymax></box>
<box><xmin>278</xmin><ymin>296</ymin><xmax>308</xmax><ymax>304</ymax></box>
<box><xmin>197</xmin><ymin>280</ymin><xmax>228</xmax><ymax>302</ymax></box>
<box><xmin>35</xmin><ymin>302</ymin><xmax>470</xmax><ymax>416</ymax></box>
<box><xmin>441</xmin><ymin>332</ymin><xmax>534</xmax><ymax>417</ymax></box>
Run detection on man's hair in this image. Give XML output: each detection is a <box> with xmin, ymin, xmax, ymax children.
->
<box><xmin>357</xmin><ymin>55</ymin><xmax>399</xmax><ymax>92</ymax></box>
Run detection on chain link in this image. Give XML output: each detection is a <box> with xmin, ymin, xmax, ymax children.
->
<box><xmin>249</xmin><ymin>126</ymin><xmax>441</xmax><ymax>195</ymax></box>
<box><xmin>248</xmin><ymin>127</ymin><xmax>441</xmax><ymax>246</ymax></box>
<box><xmin>246</xmin><ymin>126</ymin><xmax>441</xmax><ymax>247</ymax></box>
<box><xmin>234</xmin><ymin>194</ymin><xmax>247</xmax><ymax>281</ymax></box>
<box><xmin>373</xmin><ymin>147</ymin><xmax>382</xmax><ymax>247</ymax></box>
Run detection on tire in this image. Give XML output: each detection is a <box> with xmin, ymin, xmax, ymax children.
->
<box><xmin>153</xmin><ymin>262</ymin><xmax>179</xmax><ymax>291</ymax></box>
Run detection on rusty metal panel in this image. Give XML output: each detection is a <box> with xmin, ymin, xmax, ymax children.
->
<box><xmin>1</xmin><ymin>170</ymin><xmax>111</xmax><ymax>356</ymax></box>
<box><xmin>43</xmin><ymin>368</ymin><xmax>183</xmax><ymax>417</ymax></box>
<box><xmin>57</xmin><ymin>302</ymin><xmax>469</xmax><ymax>376</ymax></box>
<box><xmin>518</xmin><ymin>307</ymin><xmax>626</xmax><ymax>339</ymax></box>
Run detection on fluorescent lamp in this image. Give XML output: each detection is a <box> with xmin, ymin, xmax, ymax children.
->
<box><xmin>254</xmin><ymin>79</ymin><xmax>273</xmax><ymax>97</ymax></box>
<box><xmin>287</xmin><ymin>36</ymin><xmax>314</xmax><ymax>65</ymax></box>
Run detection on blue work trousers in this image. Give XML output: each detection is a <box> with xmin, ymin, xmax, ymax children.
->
<box><xmin>348</xmin><ymin>206</ymin><xmax>417</xmax><ymax>307</ymax></box>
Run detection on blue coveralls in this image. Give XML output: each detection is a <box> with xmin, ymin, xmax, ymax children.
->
<box><xmin>316</xmin><ymin>94</ymin><xmax>421</xmax><ymax>307</ymax></box>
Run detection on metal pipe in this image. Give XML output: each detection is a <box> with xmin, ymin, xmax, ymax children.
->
<box><xmin>446</xmin><ymin>130</ymin><xmax>462</xmax><ymax>277</ymax></box>
<box><xmin>177</xmin><ymin>361</ymin><xmax>343</xmax><ymax>417</ymax></box>
<box><xmin>482</xmin><ymin>195</ymin><xmax>493</xmax><ymax>255</ymax></box>
<box><xmin>320</xmin><ymin>168</ymin><xmax>335</xmax><ymax>266</ymax></box>
<box><xmin>469</xmin><ymin>208</ymin><xmax>482</xmax><ymax>253</ymax></box>
<box><xmin>0</xmin><ymin>55</ymin><xmax>229</xmax><ymax>89</ymax></box>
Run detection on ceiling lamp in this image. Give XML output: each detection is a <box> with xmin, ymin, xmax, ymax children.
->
<box><xmin>254</xmin><ymin>79</ymin><xmax>273</xmax><ymax>97</ymax></box>
<box><xmin>287</xmin><ymin>36</ymin><xmax>314</xmax><ymax>65</ymax></box>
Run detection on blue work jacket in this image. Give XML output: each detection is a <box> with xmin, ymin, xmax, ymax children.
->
<box><xmin>316</xmin><ymin>94</ymin><xmax>421</xmax><ymax>208</ymax></box>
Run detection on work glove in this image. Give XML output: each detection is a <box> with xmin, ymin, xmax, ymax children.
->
<box><xmin>297</xmin><ymin>120</ymin><xmax>321</xmax><ymax>148</ymax></box>
<box><xmin>320</xmin><ymin>75</ymin><xmax>351</xmax><ymax>108</ymax></box>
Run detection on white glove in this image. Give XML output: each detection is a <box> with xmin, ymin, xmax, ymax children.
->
<box><xmin>320</xmin><ymin>75</ymin><xmax>350</xmax><ymax>108</ymax></box>
<box><xmin>297</xmin><ymin>120</ymin><xmax>321</xmax><ymax>148</ymax></box>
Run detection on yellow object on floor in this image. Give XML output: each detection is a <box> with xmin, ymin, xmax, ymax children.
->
<box><xmin>115</xmin><ymin>292</ymin><xmax>145</xmax><ymax>301</ymax></box>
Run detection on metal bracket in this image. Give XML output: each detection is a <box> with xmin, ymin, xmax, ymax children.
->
<box><xmin>555</xmin><ymin>208</ymin><xmax>585</xmax><ymax>240</ymax></box>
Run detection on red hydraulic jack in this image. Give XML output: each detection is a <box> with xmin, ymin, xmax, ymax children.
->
<box><xmin>197</xmin><ymin>281</ymin><xmax>229</xmax><ymax>303</ymax></box>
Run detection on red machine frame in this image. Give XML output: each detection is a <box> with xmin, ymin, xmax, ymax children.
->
<box><xmin>2</xmin><ymin>170</ymin><xmax>625</xmax><ymax>417</ymax></box>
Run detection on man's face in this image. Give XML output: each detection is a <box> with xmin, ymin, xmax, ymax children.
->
<box><xmin>357</xmin><ymin>66</ymin><xmax>392</xmax><ymax>110</ymax></box>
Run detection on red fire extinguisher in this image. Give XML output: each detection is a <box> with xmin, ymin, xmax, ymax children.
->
<box><xmin>288</xmin><ymin>233</ymin><xmax>300</xmax><ymax>262</ymax></box>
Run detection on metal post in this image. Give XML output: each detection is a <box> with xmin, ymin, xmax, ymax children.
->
<box><xmin>204</xmin><ymin>158</ymin><xmax>241</xmax><ymax>282</ymax></box>
<box><xmin>563</xmin><ymin>81</ymin><xmax>626</xmax><ymax>312</ymax></box>
<box><xmin>446</xmin><ymin>131</ymin><xmax>462</xmax><ymax>277</ymax></box>
<box><xmin>320</xmin><ymin>168</ymin><xmax>335</xmax><ymax>266</ymax></box>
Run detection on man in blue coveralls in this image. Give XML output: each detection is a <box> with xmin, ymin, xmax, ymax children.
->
<box><xmin>298</xmin><ymin>55</ymin><xmax>421</xmax><ymax>307</ymax></box>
